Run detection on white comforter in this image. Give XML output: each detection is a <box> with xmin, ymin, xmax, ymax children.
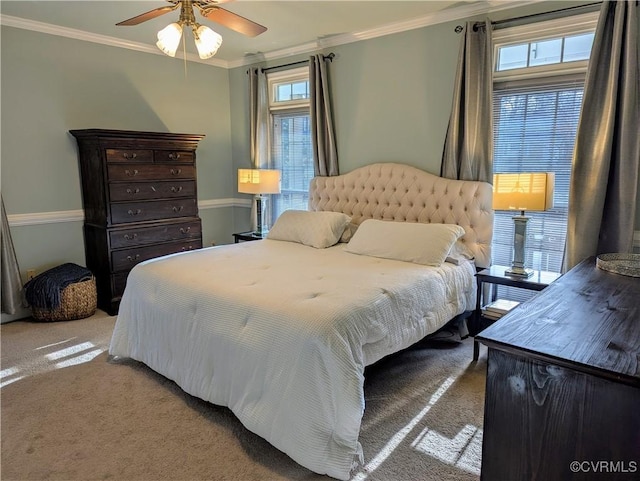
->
<box><xmin>109</xmin><ymin>239</ymin><xmax>475</xmax><ymax>479</ymax></box>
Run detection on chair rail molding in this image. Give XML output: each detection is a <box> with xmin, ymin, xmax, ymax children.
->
<box><xmin>7</xmin><ymin>198</ymin><xmax>250</xmax><ymax>227</ymax></box>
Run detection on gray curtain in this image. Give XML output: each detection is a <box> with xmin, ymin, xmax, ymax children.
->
<box><xmin>565</xmin><ymin>0</ymin><xmax>639</xmax><ymax>270</ymax></box>
<box><xmin>247</xmin><ymin>67</ymin><xmax>269</xmax><ymax>230</ymax></box>
<box><xmin>1</xmin><ymin>196</ymin><xmax>24</xmax><ymax>314</ymax></box>
<box><xmin>440</xmin><ymin>20</ymin><xmax>493</xmax><ymax>183</ymax></box>
<box><xmin>248</xmin><ymin>67</ymin><xmax>269</xmax><ymax>169</ymax></box>
<box><xmin>310</xmin><ymin>54</ymin><xmax>339</xmax><ymax>177</ymax></box>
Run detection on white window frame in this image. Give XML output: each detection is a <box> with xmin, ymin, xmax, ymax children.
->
<box><xmin>266</xmin><ymin>66</ymin><xmax>312</xmax><ymax>221</ymax></box>
<box><xmin>493</xmin><ymin>11</ymin><xmax>599</xmax><ymax>83</ymax></box>
<box><xmin>267</xmin><ymin>66</ymin><xmax>310</xmax><ymax>111</ymax></box>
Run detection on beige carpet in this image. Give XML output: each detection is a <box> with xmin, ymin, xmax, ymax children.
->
<box><xmin>1</xmin><ymin>311</ymin><xmax>487</xmax><ymax>481</ymax></box>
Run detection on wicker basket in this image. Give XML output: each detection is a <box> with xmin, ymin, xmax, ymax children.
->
<box><xmin>31</xmin><ymin>277</ymin><xmax>97</xmax><ymax>322</ymax></box>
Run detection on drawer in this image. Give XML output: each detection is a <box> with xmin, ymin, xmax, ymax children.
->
<box><xmin>111</xmin><ymin>239</ymin><xmax>202</xmax><ymax>272</ymax></box>
<box><xmin>108</xmin><ymin>164</ymin><xmax>195</xmax><ymax>181</ymax></box>
<box><xmin>109</xmin><ymin>220</ymin><xmax>201</xmax><ymax>249</ymax></box>
<box><xmin>106</xmin><ymin>149</ymin><xmax>153</xmax><ymax>163</ymax></box>
<box><xmin>109</xmin><ymin>180</ymin><xmax>196</xmax><ymax>202</ymax></box>
<box><xmin>154</xmin><ymin>150</ymin><xmax>194</xmax><ymax>163</ymax></box>
<box><xmin>110</xmin><ymin>199</ymin><xmax>198</xmax><ymax>224</ymax></box>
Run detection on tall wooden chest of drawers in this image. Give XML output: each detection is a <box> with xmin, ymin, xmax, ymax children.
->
<box><xmin>70</xmin><ymin>129</ymin><xmax>204</xmax><ymax>314</ymax></box>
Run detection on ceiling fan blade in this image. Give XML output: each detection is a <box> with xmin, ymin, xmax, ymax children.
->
<box><xmin>116</xmin><ymin>5</ymin><xmax>179</xmax><ymax>26</ymax></box>
<box><xmin>200</xmin><ymin>7</ymin><xmax>267</xmax><ymax>37</ymax></box>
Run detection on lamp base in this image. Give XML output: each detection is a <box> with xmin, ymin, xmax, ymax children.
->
<box><xmin>255</xmin><ymin>194</ymin><xmax>268</xmax><ymax>237</ymax></box>
<box><xmin>507</xmin><ymin>213</ymin><xmax>532</xmax><ymax>278</ymax></box>
<box><xmin>505</xmin><ymin>267</ymin><xmax>534</xmax><ymax>278</ymax></box>
<box><xmin>251</xmin><ymin>229</ymin><xmax>268</xmax><ymax>238</ymax></box>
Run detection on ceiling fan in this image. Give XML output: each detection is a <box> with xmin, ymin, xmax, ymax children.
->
<box><xmin>116</xmin><ymin>0</ymin><xmax>267</xmax><ymax>59</ymax></box>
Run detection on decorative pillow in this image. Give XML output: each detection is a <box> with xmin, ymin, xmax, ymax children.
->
<box><xmin>345</xmin><ymin>219</ymin><xmax>465</xmax><ymax>266</ymax></box>
<box><xmin>339</xmin><ymin>222</ymin><xmax>359</xmax><ymax>243</ymax></box>
<box><xmin>446</xmin><ymin>240</ymin><xmax>475</xmax><ymax>265</ymax></box>
<box><xmin>267</xmin><ymin>210</ymin><xmax>352</xmax><ymax>249</ymax></box>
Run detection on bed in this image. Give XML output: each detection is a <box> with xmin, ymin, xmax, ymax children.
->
<box><xmin>109</xmin><ymin>162</ymin><xmax>493</xmax><ymax>479</ymax></box>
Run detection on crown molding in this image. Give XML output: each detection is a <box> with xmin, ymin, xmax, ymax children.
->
<box><xmin>230</xmin><ymin>1</ymin><xmax>535</xmax><ymax>68</ymax></box>
<box><xmin>0</xmin><ymin>14</ymin><xmax>228</xmax><ymax>68</ymax></box>
<box><xmin>3</xmin><ymin>2</ymin><xmax>537</xmax><ymax>70</ymax></box>
<box><xmin>493</xmin><ymin>10</ymin><xmax>599</xmax><ymax>44</ymax></box>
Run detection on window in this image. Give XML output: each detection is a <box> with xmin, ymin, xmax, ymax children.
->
<box><xmin>492</xmin><ymin>12</ymin><xmax>598</xmax><ymax>301</ymax></box>
<box><xmin>496</xmin><ymin>32</ymin><xmax>594</xmax><ymax>71</ymax></box>
<box><xmin>267</xmin><ymin>67</ymin><xmax>313</xmax><ymax>222</ymax></box>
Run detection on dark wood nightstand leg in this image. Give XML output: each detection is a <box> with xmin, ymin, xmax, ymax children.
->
<box><xmin>473</xmin><ymin>340</ymin><xmax>480</xmax><ymax>361</ymax></box>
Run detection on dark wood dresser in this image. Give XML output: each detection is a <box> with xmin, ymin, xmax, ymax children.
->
<box><xmin>477</xmin><ymin>257</ymin><xmax>640</xmax><ymax>480</ymax></box>
<box><xmin>70</xmin><ymin>129</ymin><xmax>204</xmax><ymax>314</ymax></box>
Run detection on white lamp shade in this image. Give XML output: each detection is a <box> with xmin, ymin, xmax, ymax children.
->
<box><xmin>493</xmin><ymin>172</ymin><xmax>555</xmax><ymax>212</ymax></box>
<box><xmin>156</xmin><ymin>23</ymin><xmax>183</xmax><ymax>57</ymax></box>
<box><xmin>238</xmin><ymin>169</ymin><xmax>281</xmax><ymax>195</ymax></box>
<box><xmin>194</xmin><ymin>25</ymin><xmax>223</xmax><ymax>59</ymax></box>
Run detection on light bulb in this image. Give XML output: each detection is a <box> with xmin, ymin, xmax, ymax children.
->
<box><xmin>156</xmin><ymin>23</ymin><xmax>182</xmax><ymax>57</ymax></box>
<box><xmin>194</xmin><ymin>25</ymin><xmax>222</xmax><ymax>59</ymax></box>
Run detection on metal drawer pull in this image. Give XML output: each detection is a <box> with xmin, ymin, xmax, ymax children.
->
<box><xmin>123</xmin><ymin>152</ymin><xmax>137</xmax><ymax>160</ymax></box>
<box><xmin>172</xmin><ymin>206</ymin><xmax>184</xmax><ymax>213</ymax></box>
<box><xmin>181</xmin><ymin>245</ymin><xmax>195</xmax><ymax>251</ymax></box>
<box><xmin>170</xmin><ymin>186</ymin><xmax>183</xmax><ymax>193</ymax></box>
<box><xmin>125</xmin><ymin>169</ymin><xmax>139</xmax><ymax>177</ymax></box>
<box><xmin>170</xmin><ymin>168</ymin><xmax>182</xmax><ymax>176</ymax></box>
<box><xmin>168</xmin><ymin>152</ymin><xmax>181</xmax><ymax>160</ymax></box>
<box><xmin>126</xmin><ymin>254</ymin><xmax>141</xmax><ymax>262</ymax></box>
<box><xmin>127</xmin><ymin>209</ymin><xmax>142</xmax><ymax>216</ymax></box>
<box><xmin>180</xmin><ymin>227</ymin><xmax>191</xmax><ymax>234</ymax></box>
<box><xmin>123</xmin><ymin>233</ymin><xmax>138</xmax><ymax>240</ymax></box>
<box><xmin>126</xmin><ymin>188</ymin><xmax>140</xmax><ymax>195</ymax></box>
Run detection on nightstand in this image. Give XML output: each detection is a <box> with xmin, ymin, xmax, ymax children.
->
<box><xmin>472</xmin><ymin>265</ymin><xmax>561</xmax><ymax>361</ymax></box>
<box><xmin>233</xmin><ymin>231</ymin><xmax>263</xmax><ymax>243</ymax></box>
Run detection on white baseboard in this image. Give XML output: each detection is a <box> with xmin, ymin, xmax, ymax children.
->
<box><xmin>7</xmin><ymin>198</ymin><xmax>251</xmax><ymax>227</ymax></box>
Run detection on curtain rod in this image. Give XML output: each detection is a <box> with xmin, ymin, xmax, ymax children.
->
<box><xmin>259</xmin><ymin>53</ymin><xmax>335</xmax><ymax>73</ymax></box>
<box><xmin>454</xmin><ymin>1</ymin><xmax>602</xmax><ymax>32</ymax></box>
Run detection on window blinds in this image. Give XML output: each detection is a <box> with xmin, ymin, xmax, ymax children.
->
<box><xmin>492</xmin><ymin>80</ymin><xmax>584</xmax><ymax>301</ymax></box>
<box><xmin>270</xmin><ymin>110</ymin><xmax>314</xmax><ymax>221</ymax></box>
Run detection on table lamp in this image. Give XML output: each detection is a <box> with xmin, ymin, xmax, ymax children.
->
<box><xmin>493</xmin><ymin>172</ymin><xmax>555</xmax><ymax>278</ymax></box>
<box><xmin>238</xmin><ymin>169</ymin><xmax>281</xmax><ymax>236</ymax></box>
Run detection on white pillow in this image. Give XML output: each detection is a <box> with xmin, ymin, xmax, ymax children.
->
<box><xmin>267</xmin><ymin>210</ymin><xmax>352</xmax><ymax>248</ymax></box>
<box><xmin>345</xmin><ymin>219</ymin><xmax>465</xmax><ymax>266</ymax></box>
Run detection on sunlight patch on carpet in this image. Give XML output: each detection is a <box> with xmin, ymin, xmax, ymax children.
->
<box><xmin>35</xmin><ymin>337</ymin><xmax>78</xmax><ymax>350</ymax></box>
<box><xmin>0</xmin><ymin>367</ymin><xmax>25</xmax><ymax>388</ymax></box>
<box><xmin>352</xmin><ymin>375</ymin><xmax>457</xmax><ymax>481</ymax></box>
<box><xmin>0</xmin><ymin>376</ymin><xmax>25</xmax><ymax>389</ymax></box>
<box><xmin>55</xmin><ymin>349</ymin><xmax>104</xmax><ymax>368</ymax></box>
<box><xmin>1</xmin><ymin>339</ymin><xmax>107</xmax><ymax>389</ymax></box>
<box><xmin>45</xmin><ymin>341</ymin><xmax>96</xmax><ymax>361</ymax></box>
<box><xmin>411</xmin><ymin>424</ymin><xmax>482</xmax><ymax>475</ymax></box>
<box><xmin>0</xmin><ymin>367</ymin><xmax>20</xmax><ymax>379</ymax></box>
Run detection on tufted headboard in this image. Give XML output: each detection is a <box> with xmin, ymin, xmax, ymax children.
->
<box><xmin>309</xmin><ymin>162</ymin><xmax>494</xmax><ymax>268</ymax></box>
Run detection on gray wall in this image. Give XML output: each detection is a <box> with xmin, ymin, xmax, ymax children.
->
<box><xmin>228</xmin><ymin>21</ymin><xmax>459</xmax><ymax>180</ymax></box>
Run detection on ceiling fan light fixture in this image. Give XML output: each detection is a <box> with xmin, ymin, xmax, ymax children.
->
<box><xmin>193</xmin><ymin>25</ymin><xmax>223</xmax><ymax>59</ymax></box>
<box><xmin>156</xmin><ymin>22</ymin><xmax>183</xmax><ymax>57</ymax></box>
